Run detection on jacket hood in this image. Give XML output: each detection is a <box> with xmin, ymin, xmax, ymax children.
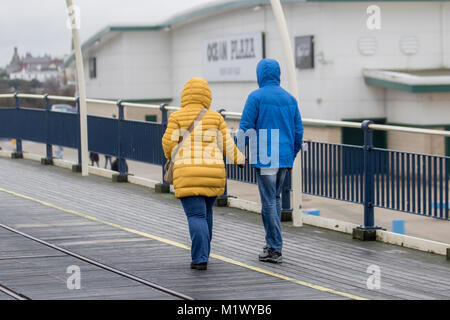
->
<box><xmin>181</xmin><ymin>77</ymin><xmax>212</xmax><ymax>109</ymax></box>
<box><xmin>257</xmin><ymin>59</ymin><xmax>281</xmax><ymax>88</ymax></box>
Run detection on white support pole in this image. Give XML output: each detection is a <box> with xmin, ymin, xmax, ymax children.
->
<box><xmin>442</xmin><ymin>3</ymin><xmax>447</xmax><ymax>68</ymax></box>
<box><xmin>66</xmin><ymin>0</ymin><xmax>89</xmax><ymax>176</ymax></box>
<box><xmin>270</xmin><ymin>0</ymin><xmax>303</xmax><ymax>226</ymax></box>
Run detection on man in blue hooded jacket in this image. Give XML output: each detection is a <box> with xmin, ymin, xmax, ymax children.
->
<box><xmin>239</xmin><ymin>58</ymin><xmax>303</xmax><ymax>263</ymax></box>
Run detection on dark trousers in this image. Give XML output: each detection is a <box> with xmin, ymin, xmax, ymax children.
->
<box><xmin>180</xmin><ymin>196</ymin><xmax>217</xmax><ymax>264</ymax></box>
<box><xmin>104</xmin><ymin>155</ymin><xmax>112</xmax><ymax>169</ymax></box>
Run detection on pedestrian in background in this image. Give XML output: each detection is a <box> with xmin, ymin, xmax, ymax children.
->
<box><xmin>55</xmin><ymin>146</ymin><xmax>64</xmax><ymax>159</ymax></box>
<box><xmin>90</xmin><ymin>152</ymin><xmax>99</xmax><ymax>166</ymax></box>
<box><xmin>239</xmin><ymin>58</ymin><xmax>304</xmax><ymax>264</ymax></box>
<box><xmin>104</xmin><ymin>114</ymin><xmax>117</xmax><ymax>169</ymax></box>
<box><xmin>111</xmin><ymin>158</ymin><xmax>128</xmax><ymax>173</ymax></box>
<box><xmin>104</xmin><ymin>155</ymin><xmax>112</xmax><ymax>169</ymax></box>
<box><xmin>162</xmin><ymin>77</ymin><xmax>245</xmax><ymax>271</ymax></box>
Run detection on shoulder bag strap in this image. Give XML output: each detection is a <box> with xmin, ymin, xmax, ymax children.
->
<box><xmin>171</xmin><ymin>108</ymin><xmax>207</xmax><ymax>159</ymax></box>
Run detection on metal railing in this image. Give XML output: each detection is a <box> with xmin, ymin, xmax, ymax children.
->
<box><xmin>302</xmin><ymin>141</ymin><xmax>449</xmax><ymax>220</ymax></box>
<box><xmin>0</xmin><ymin>93</ymin><xmax>449</xmax><ymax>225</ymax></box>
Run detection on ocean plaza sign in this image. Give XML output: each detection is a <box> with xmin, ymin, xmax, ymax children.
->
<box><xmin>204</xmin><ymin>32</ymin><xmax>265</xmax><ymax>82</ymax></box>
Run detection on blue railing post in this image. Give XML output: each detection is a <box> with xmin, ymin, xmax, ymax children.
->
<box><xmin>41</xmin><ymin>94</ymin><xmax>53</xmax><ymax>165</ymax></box>
<box><xmin>112</xmin><ymin>100</ymin><xmax>128</xmax><ymax>182</ymax></box>
<box><xmin>155</xmin><ymin>103</ymin><xmax>170</xmax><ymax>193</ymax></box>
<box><xmin>11</xmin><ymin>92</ymin><xmax>23</xmax><ymax>159</ymax></box>
<box><xmin>353</xmin><ymin>120</ymin><xmax>381</xmax><ymax>241</ymax></box>
<box><xmin>281</xmin><ymin>170</ymin><xmax>293</xmax><ymax>221</ymax></box>
<box><xmin>362</xmin><ymin>120</ymin><xmax>376</xmax><ymax>228</ymax></box>
<box><xmin>72</xmin><ymin>96</ymin><xmax>82</xmax><ymax>173</ymax></box>
<box><xmin>216</xmin><ymin>108</ymin><xmax>229</xmax><ymax>207</ymax></box>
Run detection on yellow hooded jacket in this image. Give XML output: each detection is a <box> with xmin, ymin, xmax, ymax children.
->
<box><xmin>162</xmin><ymin>78</ymin><xmax>245</xmax><ymax>198</ymax></box>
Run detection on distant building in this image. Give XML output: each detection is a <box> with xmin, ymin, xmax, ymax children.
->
<box><xmin>6</xmin><ymin>47</ymin><xmax>64</xmax><ymax>83</ymax></box>
<box><xmin>64</xmin><ymin>0</ymin><xmax>450</xmax><ymax>156</ymax></box>
<box><xmin>5</xmin><ymin>47</ymin><xmax>22</xmax><ymax>75</ymax></box>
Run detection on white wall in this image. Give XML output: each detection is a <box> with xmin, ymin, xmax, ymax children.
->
<box><xmin>84</xmin><ymin>32</ymin><xmax>124</xmax><ymax>99</ymax></box>
<box><xmin>170</xmin><ymin>6</ymin><xmax>267</xmax><ymax>112</ymax></box>
<box><xmin>10</xmin><ymin>69</ymin><xmax>60</xmax><ymax>82</ymax></box>
<box><xmin>82</xmin><ymin>1</ymin><xmax>450</xmax><ymax>125</ymax></box>
<box><xmin>387</xmin><ymin>90</ymin><xmax>450</xmax><ymax>125</ymax></box>
<box><xmin>122</xmin><ymin>30</ymin><xmax>172</xmax><ymax>99</ymax></box>
<box><xmin>84</xmin><ymin>30</ymin><xmax>172</xmax><ymax>100</ymax></box>
<box><xmin>170</xmin><ymin>1</ymin><xmax>450</xmax><ymax>124</ymax></box>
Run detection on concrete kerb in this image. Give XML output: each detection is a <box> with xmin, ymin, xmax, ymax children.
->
<box><xmin>41</xmin><ymin>158</ymin><xmax>53</xmax><ymax>165</ymax></box>
<box><xmin>0</xmin><ymin>150</ymin><xmax>12</xmax><ymax>159</ymax></box>
<box><xmin>22</xmin><ymin>153</ymin><xmax>41</xmax><ymax>162</ymax></box>
<box><xmin>376</xmin><ymin>230</ymin><xmax>449</xmax><ymax>256</ymax></box>
<box><xmin>2</xmin><ymin>151</ymin><xmax>449</xmax><ymax>258</ymax></box>
<box><xmin>53</xmin><ymin>158</ymin><xmax>76</xmax><ymax>170</ymax></box>
<box><xmin>112</xmin><ymin>173</ymin><xmax>129</xmax><ymax>183</ymax></box>
<box><xmin>11</xmin><ymin>152</ymin><xmax>23</xmax><ymax>159</ymax></box>
<box><xmin>352</xmin><ymin>228</ymin><xmax>377</xmax><ymax>241</ymax></box>
<box><xmin>155</xmin><ymin>183</ymin><xmax>170</xmax><ymax>193</ymax></box>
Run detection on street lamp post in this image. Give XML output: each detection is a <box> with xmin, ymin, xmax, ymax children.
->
<box><xmin>270</xmin><ymin>0</ymin><xmax>303</xmax><ymax>226</ymax></box>
<box><xmin>66</xmin><ymin>0</ymin><xmax>89</xmax><ymax>176</ymax></box>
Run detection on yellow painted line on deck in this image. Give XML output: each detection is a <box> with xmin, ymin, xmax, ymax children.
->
<box><xmin>0</xmin><ymin>187</ymin><xmax>368</xmax><ymax>300</ymax></box>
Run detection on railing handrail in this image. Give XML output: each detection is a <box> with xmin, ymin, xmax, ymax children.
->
<box><xmin>1</xmin><ymin>93</ymin><xmax>449</xmax><ymax>137</ymax></box>
<box><xmin>47</xmin><ymin>95</ymin><xmax>77</xmax><ymax>102</ymax></box>
<box><xmin>85</xmin><ymin>98</ymin><xmax>117</xmax><ymax>106</ymax></box>
<box><xmin>121</xmin><ymin>101</ymin><xmax>161</xmax><ymax>110</ymax></box>
<box><xmin>302</xmin><ymin>119</ymin><xmax>361</xmax><ymax>129</ymax></box>
<box><xmin>369</xmin><ymin>123</ymin><xmax>449</xmax><ymax>137</ymax></box>
<box><xmin>16</xmin><ymin>93</ymin><xmax>46</xmax><ymax>100</ymax></box>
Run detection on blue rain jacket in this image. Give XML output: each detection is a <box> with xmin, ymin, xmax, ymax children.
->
<box><xmin>238</xmin><ymin>59</ymin><xmax>303</xmax><ymax>168</ymax></box>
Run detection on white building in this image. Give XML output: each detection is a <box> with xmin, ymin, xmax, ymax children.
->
<box><xmin>64</xmin><ymin>0</ymin><xmax>450</xmax><ymax>156</ymax></box>
<box><xmin>7</xmin><ymin>48</ymin><xmax>64</xmax><ymax>83</ymax></box>
<box><xmin>9</xmin><ymin>66</ymin><xmax>61</xmax><ymax>83</ymax></box>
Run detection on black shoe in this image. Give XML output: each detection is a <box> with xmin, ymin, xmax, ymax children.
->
<box><xmin>259</xmin><ymin>249</ymin><xmax>282</xmax><ymax>264</ymax></box>
<box><xmin>190</xmin><ymin>262</ymin><xmax>208</xmax><ymax>270</ymax></box>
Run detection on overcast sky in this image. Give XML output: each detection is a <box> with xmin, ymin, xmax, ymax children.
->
<box><xmin>0</xmin><ymin>0</ymin><xmax>217</xmax><ymax>67</ymax></box>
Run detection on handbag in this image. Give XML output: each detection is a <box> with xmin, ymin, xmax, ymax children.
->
<box><xmin>163</xmin><ymin>108</ymin><xmax>207</xmax><ymax>184</ymax></box>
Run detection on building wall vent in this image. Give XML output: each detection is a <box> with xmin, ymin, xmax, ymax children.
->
<box><xmin>357</xmin><ymin>36</ymin><xmax>377</xmax><ymax>56</ymax></box>
<box><xmin>399</xmin><ymin>35</ymin><xmax>420</xmax><ymax>56</ymax></box>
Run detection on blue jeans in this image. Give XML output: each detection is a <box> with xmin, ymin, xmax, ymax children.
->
<box><xmin>256</xmin><ymin>168</ymin><xmax>288</xmax><ymax>253</ymax></box>
<box><xmin>180</xmin><ymin>196</ymin><xmax>217</xmax><ymax>264</ymax></box>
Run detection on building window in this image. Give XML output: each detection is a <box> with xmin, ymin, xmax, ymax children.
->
<box><xmin>89</xmin><ymin>57</ymin><xmax>96</xmax><ymax>79</ymax></box>
<box><xmin>341</xmin><ymin>118</ymin><xmax>387</xmax><ymax>148</ymax></box>
<box><xmin>295</xmin><ymin>35</ymin><xmax>314</xmax><ymax>69</ymax></box>
<box><xmin>145</xmin><ymin>115</ymin><xmax>157</xmax><ymax>123</ymax></box>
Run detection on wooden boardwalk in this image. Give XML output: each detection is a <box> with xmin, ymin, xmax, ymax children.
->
<box><xmin>0</xmin><ymin>227</ymin><xmax>181</xmax><ymax>300</ymax></box>
<box><xmin>0</xmin><ymin>293</ymin><xmax>14</xmax><ymax>300</ymax></box>
<box><xmin>0</xmin><ymin>157</ymin><xmax>449</xmax><ymax>300</ymax></box>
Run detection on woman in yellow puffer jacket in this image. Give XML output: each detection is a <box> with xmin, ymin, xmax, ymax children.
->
<box><xmin>162</xmin><ymin>77</ymin><xmax>244</xmax><ymax>270</ymax></box>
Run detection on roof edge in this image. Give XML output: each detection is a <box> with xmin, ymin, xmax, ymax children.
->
<box><xmin>63</xmin><ymin>25</ymin><xmax>163</xmax><ymax>68</ymax></box>
<box><xmin>63</xmin><ymin>0</ymin><xmax>305</xmax><ymax>67</ymax></box>
<box><xmin>64</xmin><ymin>0</ymin><xmax>450</xmax><ymax>68</ymax></box>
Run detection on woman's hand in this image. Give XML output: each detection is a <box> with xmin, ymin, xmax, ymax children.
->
<box><xmin>237</xmin><ymin>158</ymin><xmax>248</xmax><ymax>168</ymax></box>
